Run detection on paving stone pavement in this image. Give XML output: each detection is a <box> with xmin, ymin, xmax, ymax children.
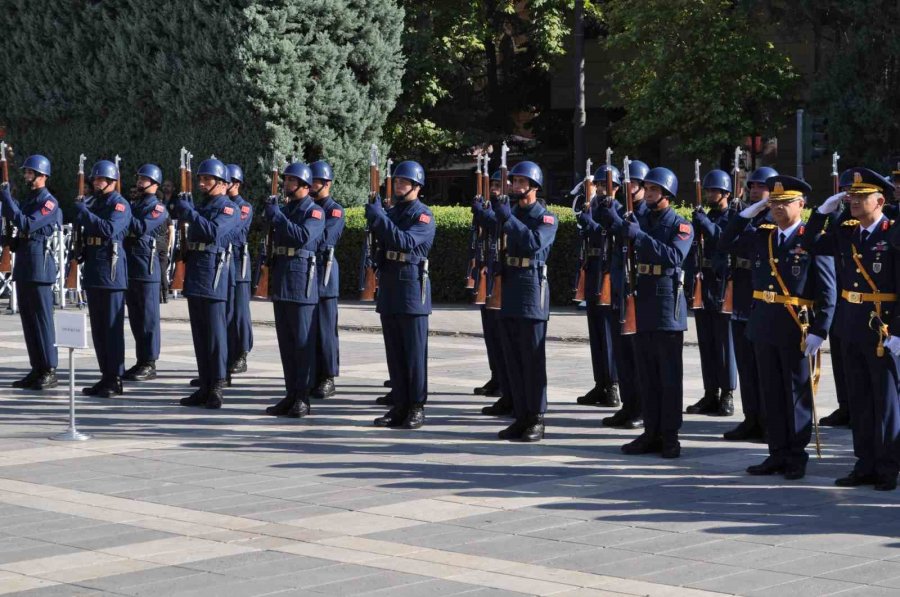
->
<box><xmin>0</xmin><ymin>299</ymin><xmax>895</xmax><ymax>597</ymax></box>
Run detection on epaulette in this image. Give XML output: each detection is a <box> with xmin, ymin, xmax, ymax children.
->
<box><xmin>842</xmin><ymin>219</ymin><xmax>860</xmax><ymax>227</ymax></box>
<box><xmin>758</xmin><ymin>223</ymin><xmax>776</xmax><ymax>230</ymax></box>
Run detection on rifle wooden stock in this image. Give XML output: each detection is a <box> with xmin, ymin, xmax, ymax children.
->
<box><xmin>573</xmin><ymin>266</ymin><xmax>586</xmax><ymax>302</ymax></box>
<box><xmin>621</xmin><ymin>295</ymin><xmax>636</xmax><ymax>335</ymax></box>
<box><xmin>0</xmin><ymin>146</ymin><xmax>10</xmax><ymax>273</ymax></box>
<box><xmin>691</xmin><ymin>174</ymin><xmax>703</xmax><ymax>310</ymax></box>
<box><xmin>254</xmin><ymin>264</ymin><xmax>270</xmax><ymax>299</ymax></box>
<box><xmin>598</xmin><ymin>273</ymin><xmax>612</xmax><ymax>306</ymax></box>
<box><xmin>574</xmin><ymin>173</ymin><xmax>594</xmax><ymax>303</ymax></box>
<box><xmin>484</xmin><ymin>158</ymin><xmax>508</xmax><ymax>311</ymax></box>
<box><xmin>474</xmin><ymin>266</ymin><xmax>487</xmax><ymax>304</ymax></box>
<box><xmin>359</xmin><ymin>156</ymin><xmax>379</xmax><ymax>301</ymax></box>
<box><xmin>720</xmin><ymin>278</ymin><xmax>734</xmax><ymax>314</ymax></box>
<box><xmin>255</xmin><ymin>164</ymin><xmax>280</xmax><ymax>300</ymax></box>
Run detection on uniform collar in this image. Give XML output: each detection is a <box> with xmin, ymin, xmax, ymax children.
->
<box><xmin>858</xmin><ymin>216</ymin><xmax>885</xmax><ymax>236</ymax></box>
<box><xmin>514</xmin><ymin>200</ymin><xmax>542</xmax><ymax>217</ymax></box>
<box><xmin>777</xmin><ymin>219</ymin><xmax>802</xmax><ymax>239</ymax></box>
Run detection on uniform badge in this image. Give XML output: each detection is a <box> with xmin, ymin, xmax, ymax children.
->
<box><xmin>222</xmin><ymin>206</ymin><xmax>233</xmax><ymax>215</ymax></box>
<box><xmin>874</xmin><ymin>241</ymin><xmax>888</xmax><ymax>252</ymax></box>
<box><xmin>41</xmin><ymin>199</ymin><xmax>55</xmax><ymax>215</ymax></box>
<box><xmin>679</xmin><ymin>223</ymin><xmax>691</xmax><ymax>234</ymax></box>
<box><xmin>418</xmin><ymin>214</ymin><xmax>431</xmax><ymax>224</ymax></box>
<box><xmin>310</xmin><ymin>209</ymin><xmax>323</xmax><ymax>219</ymax></box>
<box><xmin>873</xmin><ymin>262</ymin><xmax>883</xmax><ymax>273</ymax></box>
<box><xmin>331</xmin><ymin>209</ymin><xmax>342</xmax><ymax>218</ymax></box>
<box><xmin>114</xmin><ymin>203</ymin><xmax>125</xmax><ymax>212</ymax></box>
<box><xmin>883</xmin><ymin>220</ymin><xmax>890</xmax><ymax>231</ymax></box>
<box><xmin>792</xmin><ymin>265</ymin><xmax>801</xmax><ymax>277</ymax></box>
<box><xmin>542</xmin><ymin>215</ymin><xmax>554</xmax><ymax>224</ymax></box>
<box><xmin>151</xmin><ymin>204</ymin><xmax>164</xmax><ymax>219</ymax></box>
<box><xmin>240</xmin><ymin>205</ymin><xmax>250</xmax><ymax>214</ymax></box>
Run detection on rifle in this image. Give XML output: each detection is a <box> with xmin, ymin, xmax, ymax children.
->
<box><xmin>620</xmin><ymin>156</ymin><xmax>637</xmax><ymax>335</ymax></box>
<box><xmin>114</xmin><ymin>155</ymin><xmax>122</xmax><ymax>194</ymax></box>
<box><xmin>691</xmin><ymin>159</ymin><xmax>704</xmax><ymax>311</ymax></box>
<box><xmin>65</xmin><ymin>153</ymin><xmax>88</xmax><ymax>290</ymax></box>
<box><xmin>832</xmin><ymin>151</ymin><xmax>840</xmax><ymax>195</ymax></box>
<box><xmin>254</xmin><ymin>155</ymin><xmax>280</xmax><ymax>299</ymax></box>
<box><xmin>572</xmin><ymin>157</ymin><xmax>593</xmax><ymax>302</ymax></box>
<box><xmin>465</xmin><ymin>154</ymin><xmax>481</xmax><ymax>292</ymax></box>
<box><xmin>474</xmin><ymin>154</ymin><xmax>491</xmax><ymax>305</ymax></box>
<box><xmin>0</xmin><ymin>142</ymin><xmax>12</xmax><ymax>274</ymax></box>
<box><xmin>720</xmin><ymin>147</ymin><xmax>742</xmax><ymax>314</ymax></box>
<box><xmin>359</xmin><ymin>143</ymin><xmax>380</xmax><ymax>301</ymax></box>
<box><xmin>484</xmin><ymin>141</ymin><xmax>509</xmax><ymax>310</ymax></box>
<box><xmin>597</xmin><ymin>147</ymin><xmax>613</xmax><ymax>306</ymax></box>
<box><xmin>170</xmin><ymin>148</ymin><xmax>190</xmax><ymax>292</ymax></box>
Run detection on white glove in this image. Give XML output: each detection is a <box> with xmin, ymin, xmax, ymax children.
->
<box><xmin>803</xmin><ymin>334</ymin><xmax>825</xmax><ymax>356</ymax></box>
<box><xmin>884</xmin><ymin>336</ymin><xmax>900</xmax><ymax>357</ymax></box>
<box><xmin>740</xmin><ymin>200</ymin><xmax>768</xmax><ymax>219</ymax></box>
<box><xmin>817</xmin><ymin>192</ymin><xmax>846</xmax><ymax>214</ymax></box>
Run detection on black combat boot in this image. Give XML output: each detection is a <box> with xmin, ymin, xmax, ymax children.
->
<box><xmin>599</xmin><ymin>383</ymin><xmax>621</xmax><ymax>408</ymax></box>
<box><xmin>180</xmin><ymin>385</ymin><xmax>207</xmax><ymax>407</ymax></box>
<box><xmin>498</xmin><ymin>419</ymin><xmax>528</xmax><ymax>440</ymax></box>
<box><xmin>576</xmin><ymin>385</ymin><xmax>605</xmax><ymax>406</ymax></box>
<box><xmin>621</xmin><ymin>432</ymin><xmax>663</xmax><ymax>455</ymax></box>
<box><xmin>13</xmin><ymin>369</ymin><xmax>39</xmax><ymax>389</ymax></box>
<box><xmin>374</xmin><ymin>406</ymin><xmax>408</xmax><ymax>427</ymax></box>
<box><xmin>403</xmin><ymin>405</ymin><xmax>425</xmax><ymax>429</ymax></box>
<box><xmin>311</xmin><ymin>377</ymin><xmax>335</xmax><ymax>399</ymax></box>
<box><xmin>714</xmin><ymin>390</ymin><xmax>734</xmax><ymax>417</ymax></box>
<box><xmin>287</xmin><ymin>393</ymin><xmax>310</xmax><ymax>418</ymax></box>
<box><xmin>375</xmin><ymin>392</ymin><xmax>394</xmax><ymax>406</ymax></box>
<box><xmin>473</xmin><ymin>378</ymin><xmax>499</xmax><ymax>396</ymax></box>
<box><xmin>685</xmin><ymin>390</ymin><xmax>718</xmax><ymax>414</ymax></box>
<box><xmin>520</xmin><ymin>414</ymin><xmax>545</xmax><ymax>442</ymax></box>
<box><xmin>205</xmin><ymin>380</ymin><xmax>225</xmax><ymax>409</ymax></box>
<box><xmin>266</xmin><ymin>392</ymin><xmax>297</xmax><ymax>416</ymax></box>
<box><xmin>482</xmin><ymin>395</ymin><xmax>513</xmax><ymax>416</ymax></box>
<box><xmin>228</xmin><ymin>352</ymin><xmax>248</xmax><ymax>374</ymax></box>
<box><xmin>31</xmin><ymin>369</ymin><xmax>58</xmax><ymax>390</ymax></box>
<box><xmin>124</xmin><ymin>361</ymin><xmax>156</xmax><ymax>382</ymax></box>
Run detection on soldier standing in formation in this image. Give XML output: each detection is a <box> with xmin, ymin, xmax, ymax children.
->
<box><xmin>0</xmin><ymin>155</ymin><xmax>61</xmax><ymax>390</ymax></box>
<box><xmin>225</xmin><ymin>164</ymin><xmax>254</xmax><ymax>376</ymax></box>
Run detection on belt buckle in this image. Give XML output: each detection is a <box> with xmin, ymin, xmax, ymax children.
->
<box><xmin>762</xmin><ymin>291</ymin><xmax>776</xmax><ymax>303</ymax></box>
<box><xmin>638</xmin><ymin>264</ymin><xmax>648</xmax><ymax>274</ymax></box>
<box><xmin>521</xmin><ymin>258</ymin><xmax>530</xmax><ymax>267</ymax></box>
<box><xmin>847</xmin><ymin>291</ymin><xmax>863</xmax><ymax>304</ymax></box>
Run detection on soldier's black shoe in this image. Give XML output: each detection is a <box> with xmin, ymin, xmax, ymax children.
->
<box><xmin>723</xmin><ymin>419</ymin><xmax>763</xmax><ymax>441</ymax></box>
<box><xmin>602</xmin><ymin>409</ymin><xmax>628</xmax><ymax>427</ymax></box>
<box><xmin>874</xmin><ymin>475</ymin><xmax>898</xmax><ymax>491</ymax></box>
<box><xmin>661</xmin><ymin>438</ymin><xmax>681</xmax><ymax>459</ymax></box>
<box><xmin>835</xmin><ymin>471</ymin><xmax>878</xmax><ymax>487</ymax></box>
<box><xmin>498</xmin><ymin>419</ymin><xmax>528</xmax><ymax>440</ymax></box>
<box><xmin>686</xmin><ymin>391</ymin><xmax>719</xmax><ymax>415</ymax></box>
<box><xmin>287</xmin><ymin>397</ymin><xmax>310</xmax><ymax>418</ymax></box>
<box><xmin>747</xmin><ymin>458</ymin><xmax>785</xmax><ymax>476</ymax></box>
<box><xmin>228</xmin><ymin>353</ymin><xmax>248</xmax><ymax>374</ymax></box>
<box><xmin>520</xmin><ymin>415</ymin><xmax>545</xmax><ymax>442</ymax></box>
<box><xmin>819</xmin><ymin>407</ymin><xmax>850</xmax><ymax>427</ymax></box>
<box><xmin>205</xmin><ymin>381</ymin><xmax>224</xmax><ymax>409</ymax></box>
<box><xmin>375</xmin><ymin>392</ymin><xmax>394</xmax><ymax>406</ymax></box>
<box><xmin>383</xmin><ymin>379</ymin><xmax>392</xmax><ymax>387</ymax></box>
<box><xmin>784</xmin><ymin>464</ymin><xmax>806</xmax><ymax>480</ymax></box>
<box><xmin>714</xmin><ymin>390</ymin><xmax>734</xmax><ymax>417</ymax></box>
<box><xmin>374</xmin><ymin>407</ymin><xmax>408</xmax><ymax>427</ymax></box>
<box><xmin>621</xmin><ymin>417</ymin><xmax>644</xmax><ymax>430</ymax></box>
<box><xmin>576</xmin><ymin>385</ymin><xmax>604</xmax><ymax>406</ymax></box>
<box><xmin>474</xmin><ymin>378</ymin><xmax>499</xmax><ymax>396</ymax></box>
<box><xmin>482</xmin><ymin>396</ymin><xmax>513</xmax><ymax>416</ymax></box>
<box><xmin>124</xmin><ymin>362</ymin><xmax>156</xmax><ymax>382</ymax></box>
<box><xmin>13</xmin><ymin>369</ymin><xmax>39</xmax><ymax>388</ymax></box>
<box><xmin>622</xmin><ymin>432</ymin><xmax>662</xmax><ymax>455</ymax></box>
<box><xmin>31</xmin><ymin>369</ymin><xmax>58</xmax><ymax>390</ymax></box>
<box><xmin>311</xmin><ymin>377</ymin><xmax>335</xmax><ymax>399</ymax></box>
<box><xmin>82</xmin><ymin>379</ymin><xmax>106</xmax><ymax>396</ymax></box>
<box><xmin>180</xmin><ymin>388</ymin><xmax>207</xmax><ymax>407</ymax></box>
<box><xmin>403</xmin><ymin>406</ymin><xmax>425</xmax><ymax>429</ymax></box>
<box><xmin>598</xmin><ymin>384</ymin><xmax>621</xmax><ymax>408</ymax></box>
<box><xmin>266</xmin><ymin>393</ymin><xmax>297</xmax><ymax>416</ymax></box>
<box><xmin>190</xmin><ymin>378</ymin><xmax>201</xmax><ymax>387</ymax></box>
<box><xmin>94</xmin><ymin>377</ymin><xmax>122</xmax><ymax>398</ymax></box>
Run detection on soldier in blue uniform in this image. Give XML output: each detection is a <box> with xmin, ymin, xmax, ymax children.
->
<box><xmin>685</xmin><ymin>169</ymin><xmax>738</xmax><ymax>417</ymax></box>
<box><xmin>604</xmin><ymin>159</ymin><xmax>650</xmax><ymax>429</ymax></box>
<box><xmin>225</xmin><ymin>164</ymin><xmax>254</xmax><ymax>376</ymax></box>
<box><xmin>75</xmin><ymin>160</ymin><xmax>131</xmax><ymax>397</ymax></box>
<box><xmin>816</xmin><ymin>168</ymin><xmax>899</xmax><ymax>491</ymax></box>
<box><xmin>600</xmin><ymin>167</ymin><xmax>693</xmax><ymax>457</ymax></box>
<box><xmin>0</xmin><ymin>155</ymin><xmax>61</xmax><ymax>390</ymax></box>
<box><xmin>576</xmin><ymin>165</ymin><xmax>622</xmax><ymax>411</ymax></box>
<box><xmin>366</xmin><ymin>161</ymin><xmax>435</xmax><ymax>428</ymax></box>
<box><xmin>123</xmin><ymin>164</ymin><xmax>167</xmax><ymax>382</ymax></box>
<box><xmin>263</xmin><ymin>162</ymin><xmax>325</xmax><ymax>418</ymax></box>
<box><xmin>475</xmin><ymin>161</ymin><xmax>558</xmax><ymax>442</ymax></box>
<box><xmin>308</xmin><ymin>160</ymin><xmax>345</xmax><ymax>399</ymax></box>
<box><xmin>721</xmin><ymin>175</ymin><xmax>836</xmax><ymax>480</ymax></box>
<box><xmin>175</xmin><ymin>158</ymin><xmax>239</xmax><ymax>409</ymax></box>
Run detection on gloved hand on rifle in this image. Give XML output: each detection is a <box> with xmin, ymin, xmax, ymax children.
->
<box><xmin>885</xmin><ymin>336</ymin><xmax>900</xmax><ymax>357</ymax></box>
<box><xmin>364</xmin><ymin>197</ymin><xmax>385</xmax><ymax>222</ymax></box>
<box><xmin>174</xmin><ymin>193</ymin><xmax>195</xmax><ymax>219</ymax></box>
<box><xmin>739</xmin><ymin>199</ymin><xmax>768</xmax><ymax>219</ymax></box>
<box><xmin>803</xmin><ymin>334</ymin><xmax>824</xmax><ymax>356</ymax></box>
<box><xmin>620</xmin><ymin>219</ymin><xmax>641</xmax><ymax>241</ymax></box>
<box><xmin>73</xmin><ymin>197</ymin><xmax>89</xmax><ymax>214</ymax></box>
<box><xmin>0</xmin><ymin>182</ymin><xmax>12</xmax><ymax>204</ymax></box>
<box><xmin>264</xmin><ymin>195</ymin><xmax>282</xmax><ymax>220</ymax></box>
<box><xmin>693</xmin><ymin>204</ymin><xmax>706</xmax><ymax>216</ymax></box>
<box><xmin>817</xmin><ymin>192</ymin><xmax>846</xmax><ymax>215</ymax></box>
<box><xmin>597</xmin><ymin>201</ymin><xmax>622</xmax><ymax>228</ymax></box>
<box><xmin>491</xmin><ymin>196</ymin><xmax>511</xmax><ymax>223</ymax></box>
<box><xmin>471</xmin><ymin>196</ymin><xmax>486</xmax><ymax>216</ymax></box>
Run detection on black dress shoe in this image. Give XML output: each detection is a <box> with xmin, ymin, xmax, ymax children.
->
<box><xmin>621</xmin><ymin>432</ymin><xmax>662</xmax><ymax>455</ymax></box>
<box><xmin>205</xmin><ymin>381</ymin><xmax>224</xmax><ymax>409</ymax></box>
<box><xmin>686</xmin><ymin>391</ymin><xmax>718</xmax><ymax>414</ymax></box>
<box><xmin>598</xmin><ymin>384</ymin><xmax>621</xmax><ymax>408</ymax></box>
<box><xmin>95</xmin><ymin>376</ymin><xmax>123</xmax><ymax>398</ymax></box>
<box><xmin>123</xmin><ymin>362</ymin><xmax>156</xmax><ymax>382</ymax></box>
<box><xmin>874</xmin><ymin>476</ymin><xmax>898</xmax><ymax>491</ymax></box>
<box><xmin>747</xmin><ymin>458</ymin><xmax>785</xmax><ymax>475</ymax></box>
<box><xmin>576</xmin><ymin>386</ymin><xmax>604</xmax><ymax>406</ymax></box>
<box><xmin>661</xmin><ymin>440</ymin><xmax>681</xmax><ymax>459</ymax></box>
<box><xmin>190</xmin><ymin>377</ymin><xmax>201</xmax><ymax>387</ymax></box>
<box><xmin>383</xmin><ymin>379</ymin><xmax>392</xmax><ymax>387</ymax></box>
<box><xmin>266</xmin><ymin>393</ymin><xmax>297</xmax><ymax>416</ymax></box>
<box><xmin>180</xmin><ymin>388</ymin><xmax>207</xmax><ymax>407</ymax></box>
<box><xmin>403</xmin><ymin>406</ymin><xmax>425</xmax><ymax>429</ymax></box>
<box><xmin>621</xmin><ymin>417</ymin><xmax>644</xmax><ymax>430</ymax></box>
<box><xmin>784</xmin><ymin>465</ymin><xmax>806</xmax><ymax>480</ymax></box>
<box><xmin>482</xmin><ymin>396</ymin><xmax>513</xmax><ymax>416</ymax></box>
<box><xmin>819</xmin><ymin>407</ymin><xmax>850</xmax><ymax>427</ymax></box>
<box><xmin>82</xmin><ymin>379</ymin><xmax>107</xmax><ymax>396</ymax></box>
<box><xmin>498</xmin><ymin>419</ymin><xmax>528</xmax><ymax>440</ymax></box>
<box><xmin>520</xmin><ymin>415</ymin><xmax>545</xmax><ymax>442</ymax></box>
<box><xmin>374</xmin><ymin>407</ymin><xmax>408</xmax><ymax>427</ymax></box>
<box><xmin>602</xmin><ymin>409</ymin><xmax>628</xmax><ymax>427</ymax></box>
<box><xmin>31</xmin><ymin>369</ymin><xmax>58</xmax><ymax>390</ymax></box>
<box><xmin>228</xmin><ymin>353</ymin><xmax>248</xmax><ymax>374</ymax></box>
<box><xmin>713</xmin><ymin>390</ymin><xmax>734</xmax><ymax>417</ymax></box>
<box><xmin>723</xmin><ymin>419</ymin><xmax>763</xmax><ymax>441</ymax></box>
<box><xmin>287</xmin><ymin>397</ymin><xmax>310</xmax><ymax>418</ymax></box>
<box><xmin>375</xmin><ymin>392</ymin><xmax>394</xmax><ymax>406</ymax></box>
<box><xmin>835</xmin><ymin>471</ymin><xmax>877</xmax><ymax>487</ymax></box>
<box><xmin>311</xmin><ymin>377</ymin><xmax>336</xmax><ymax>399</ymax></box>
<box><xmin>13</xmin><ymin>370</ymin><xmax>39</xmax><ymax>389</ymax></box>
<box><xmin>473</xmin><ymin>378</ymin><xmax>499</xmax><ymax>396</ymax></box>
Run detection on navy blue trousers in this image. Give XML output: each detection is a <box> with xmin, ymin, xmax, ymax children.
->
<box><xmin>187</xmin><ymin>297</ymin><xmax>228</xmax><ymax>386</ymax></box>
<box><xmin>754</xmin><ymin>342</ymin><xmax>812</xmax><ymax>468</ymax></box>
<box><xmin>635</xmin><ymin>331</ymin><xmax>683</xmax><ymax>437</ymax></box>
<box><xmin>586</xmin><ymin>304</ymin><xmax>617</xmax><ymax>387</ymax></box>
<box><xmin>125</xmin><ymin>281</ymin><xmax>161</xmax><ymax>363</ymax></box>
<box><xmin>733</xmin><ymin>320</ymin><xmax>763</xmax><ymax>424</ymax></box>
<box><xmin>830</xmin><ymin>333</ymin><xmax>849</xmax><ymax>410</ymax></box>
<box><xmin>498</xmin><ymin>316</ymin><xmax>548</xmax><ymax>418</ymax></box>
<box><xmin>228</xmin><ymin>281</ymin><xmax>254</xmax><ymax>361</ymax></box>
<box><xmin>86</xmin><ymin>288</ymin><xmax>125</xmax><ymax>379</ymax></box>
<box><xmin>695</xmin><ymin>309</ymin><xmax>736</xmax><ymax>392</ymax></box>
<box><xmin>481</xmin><ymin>307</ymin><xmax>504</xmax><ymax>389</ymax></box>
<box><xmin>612</xmin><ymin>327</ymin><xmax>641</xmax><ymax>418</ymax></box>
<box><xmin>18</xmin><ymin>282</ymin><xmax>57</xmax><ymax>371</ymax></box>
<box><xmin>315</xmin><ymin>297</ymin><xmax>340</xmax><ymax>379</ymax></box>
<box><xmin>842</xmin><ymin>340</ymin><xmax>900</xmax><ymax>478</ymax></box>
<box><xmin>381</xmin><ymin>314</ymin><xmax>428</xmax><ymax>408</ymax></box>
<box><xmin>274</xmin><ymin>301</ymin><xmax>317</xmax><ymax>395</ymax></box>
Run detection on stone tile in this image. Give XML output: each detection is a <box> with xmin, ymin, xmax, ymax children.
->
<box><xmin>819</xmin><ymin>560</ymin><xmax>900</xmax><ymax>583</ymax></box>
<box><xmin>311</xmin><ymin>569</ymin><xmax>430</xmax><ymax>595</ymax></box>
<box><xmin>687</xmin><ymin>569</ymin><xmax>804</xmax><ymax>594</ymax></box>
<box><xmin>746</xmin><ymin>576</ymin><xmax>862</xmax><ymax>597</ymax></box>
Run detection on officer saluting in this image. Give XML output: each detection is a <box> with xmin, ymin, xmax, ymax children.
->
<box><xmin>264</xmin><ymin>162</ymin><xmax>325</xmax><ymax>418</ymax></box>
<box><xmin>476</xmin><ymin>160</ymin><xmax>558</xmax><ymax>442</ymax></box>
<box><xmin>123</xmin><ymin>164</ymin><xmax>167</xmax><ymax>382</ymax></box>
<box><xmin>0</xmin><ymin>154</ymin><xmax>62</xmax><ymax>390</ymax></box>
<box><xmin>816</xmin><ymin>168</ymin><xmax>899</xmax><ymax>491</ymax></box>
<box><xmin>309</xmin><ymin>160</ymin><xmax>345</xmax><ymax>399</ymax></box>
<box><xmin>225</xmin><ymin>164</ymin><xmax>254</xmax><ymax>376</ymax></box>
<box><xmin>600</xmin><ymin>167</ymin><xmax>692</xmax><ymax>458</ymax></box>
<box><xmin>174</xmin><ymin>158</ymin><xmax>239</xmax><ymax>409</ymax></box>
<box><xmin>721</xmin><ymin>176</ymin><xmax>836</xmax><ymax>480</ymax></box>
<box><xmin>76</xmin><ymin>160</ymin><xmax>131</xmax><ymax>397</ymax></box>
<box><xmin>367</xmin><ymin>160</ymin><xmax>435</xmax><ymax>429</ymax></box>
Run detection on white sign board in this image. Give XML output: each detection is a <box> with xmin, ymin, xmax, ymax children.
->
<box><xmin>55</xmin><ymin>312</ymin><xmax>88</xmax><ymax>349</ymax></box>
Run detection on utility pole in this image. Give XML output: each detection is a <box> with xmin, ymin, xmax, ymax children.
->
<box><xmin>573</xmin><ymin>0</ymin><xmax>586</xmax><ymax>184</ymax></box>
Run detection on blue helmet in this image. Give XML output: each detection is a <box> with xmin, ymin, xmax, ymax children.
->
<box><xmin>226</xmin><ymin>164</ymin><xmax>244</xmax><ymax>183</ymax></box>
<box><xmin>282</xmin><ymin>162</ymin><xmax>313</xmax><ymax>187</ymax></box>
<box><xmin>392</xmin><ymin>160</ymin><xmax>425</xmax><ymax>187</ymax></box>
<box><xmin>747</xmin><ymin>166</ymin><xmax>778</xmax><ymax>185</ymax></box>
<box><xmin>702</xmin><ymin>169</ymin><xmax>732</xmax><ymax>193</ymax></box>
<box><xmin>21</xmin><ymin>154</ymin><xmax>51</xmax><ymax>177</ymax></box>
<box><xmin>509</xmin><ymin>160</ymin><xmax>543</xmax><ymax>189</ymax></box>
<box><xmin>196</xmin><ymin>158</ymin><xmax>228</xmax><ymax>181</ymax></box>
<box><xmin>490</xmin><ymin>170</ymin><xmax>505</xmax><ymax>182</ymax></box>
<box><xmin>628</xmin><ymin>159</ymin><xmax>650</xmax><ymax>182</ymax></box>
<box><xmin>644</xmin><ymin>167</ymin><xmax>678</xmax><ymax>197</ymax></box>
<box><xmin>309</xmin><ymin>160</ymin><xmax>334</xmax><ymax>182</ymax></box>
<box><xmin>137</xmin><ymin>163</ymin><xmax>162</xmax><ymax>185</ymax></box>
<box><xmin>91</xmin><ymin>160</ymin><xmax>119</xmax><ymax>181</ymax></box>
<box><xmin>592</xmin><ymin>164</ymin><xmax>621</xmax><ymax>187</ymax></box>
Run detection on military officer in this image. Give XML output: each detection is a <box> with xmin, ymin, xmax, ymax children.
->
<box><xmin>721</xmin><ymin>166</ymin><xmax>777</xmax><ymax>441</ymax></box>
<box><xmin>309</xmin><ymin>160</ymin><xmax>345</xmax><ymax>399</ymax></box>
<box><xmin>75</xmin><ymin>160</ymin><xmax>130</xmax><ymax>397</ymax></box>
<box><xmin>122</xmin><ymin>164</ymin><xmax>167</xmax><ymax>382</ymax></box>
<box><xmin>0</xmin><ymin>154</ymin><xmax>61</xmax><ymax>390</ymax></box>
<box><xmin>475</xmin><ymin>161</ymin><xmax>558</xmax><ymax>442</ymax></box>
<box><xmin>685</xmin><ymin>169</ymin><xmax>738</xmax><ymax>417</ymax></box>
<box><xmin>721</xmin><ymin>175</ymin><xmax>836</xmax><ymax>480</ymax></box>
<box><xmin>225</xmin><ymin>164</ymin><xmax>254</xmax><ymax>376</ymax></box>
<box><xmin>174</xmin><ymin>158</ymin><xmax>239</xmax><ymax>409</ymax></box>
<box><xmin>263</xmin><ymin>162</ymin><xmax>325</xmax><ymax>418</ymax></box>
<box><xmin>575</xmin><ymin>165</ymin><xmax>621</xmax><ymax>410</ymax></box>
<box><xmin>367</xmin><ymin>160</ymin><xmax>435</xmax><ymax>429</ymax></box>
<box><xmin>816</xmin><ymin>168</ymin><xmax>899</xmax><ymax>491</ymax></box>
<box><xmin>600</xmin><ymin>167</ymin><xmax>692</xmax><ymax>457</ymax></box>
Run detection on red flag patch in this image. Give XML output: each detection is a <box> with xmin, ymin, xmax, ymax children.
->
<box><xmin>223</xmin><ymin>206</ymin><xmax>234</xmax><ymax>215</ymax></box>
<box><xmin>419</xmin><ymin>214</ymin><xmax>431</xmax><ymax>224</ymax></box>
<box><xmin>151</xmin><ymin>204</ymin><xmax>164</xmax><ymax>219</ymax></box>
<box><xmin>331</xmin><ymin>209</ymin><xmax>342</xmax><ymax>218</ymax></box>
<box><xmin>114</xmin><ymin>203</ymin><xmax>125</xmax><ymax>212</ymax></box>
<box><xmin>240</xmin><ymin>205</ymin><xmax>250</xmax><ymax>214</ymax></box>
<box><xmin>542</xmin><ymin>215</ymin><xmax>554</xmax><ymax>224</ymax></box>
<box><xmin>44</xmin><ymin>200</ymin><xmax>55</xmax><ymax>211</ymax></box>
<box><xmin>678</xmin><ymin>223</ymin><xmax>691</xmax><ymax>234</ymax></box>
<box><xmin>310</xmin><ymin>209</ymin><xmax>323</xmax><ymax>220</ymax></box>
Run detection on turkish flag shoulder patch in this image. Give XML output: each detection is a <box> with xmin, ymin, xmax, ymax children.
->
<box><xmin>240</xmin><ymin>205</ymin><xmax>250</xmax><ymax>215</ymax></box>
<box><xmin>419</xmin><ymin>214</ymin><xmax>431</xmax><ymax>224</ymax></box>
<box><xmin>542</xmin><ymin>215</ymin><xmax>554</xmax><ymax>224</ymax></box>
<box><xmin>331</xmin><ymin>209</ymin><xmax>342</xmax><ymax>218</ymax></box>
<box><xmin>678</xmin><ymin>223</ymin><xmax>691</xmax><ymax>234</ymax></box>
<box><xmin>310</xmin><ymin>209</ymin><xmax>323</xmax><ymax>220</ymax></box>
<box><xmin>44</xmin><ymin>200</ymin><xmax>55</xmax><ymax>211</ymax></box>
<box><xmin>223</xmin><ymin>206</ymin><xmax>234</xmax><ymax>215</ymax></box>
<box><xmin>114</xmin><ymin>203</ymin><xmax>125</xmax><ymax>212</ymax></box>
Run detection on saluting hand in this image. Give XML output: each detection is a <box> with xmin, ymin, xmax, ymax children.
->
<box><xmin>817</xmin><ymin>192</ymin><xmax>845</xmax><ymax>215</ymax></box>
<box><xmin>739</xmin><ymin>199</ymin><xmax>768</xmax><ymax>219</ymax></box>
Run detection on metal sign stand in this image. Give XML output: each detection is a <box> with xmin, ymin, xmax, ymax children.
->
<box><xmin>50</xmin><ymin>311</ymin><xmax>90</xmax><ymax>441</ymax></box>
<box><xmin>51</xmin><ymin>348</ymin><xmax>90</xmax><ymax>442</ymax></box>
